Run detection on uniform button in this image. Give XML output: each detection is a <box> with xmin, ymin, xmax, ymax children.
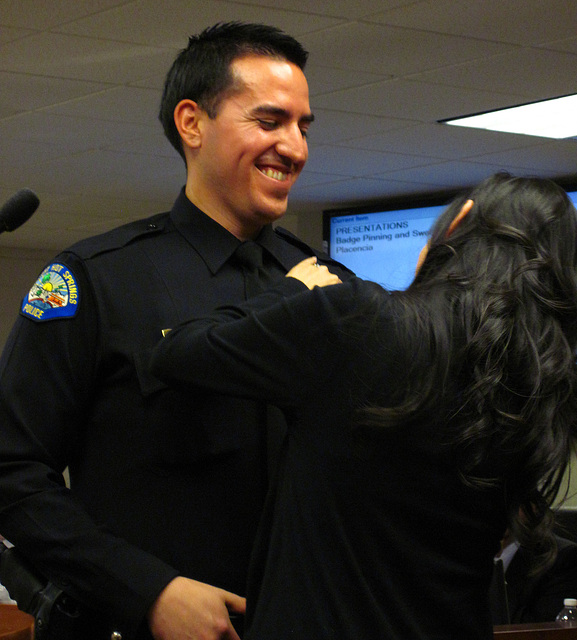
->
<box><xmin>146</xmin><ymin>223</ymin><xmax>158</xmax><ymax>230</ymax></box>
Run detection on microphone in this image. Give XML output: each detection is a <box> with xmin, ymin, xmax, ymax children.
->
<box><xmin>0</xmin><ymin>189</ymin><xmax>40</xmax><ymax>234</ymax></box>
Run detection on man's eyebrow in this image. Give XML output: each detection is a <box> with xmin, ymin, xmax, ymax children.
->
<box><xmin>252</xmin><ymin>105</ymin><xmax>315</xmax><ymax>124</ymax></box>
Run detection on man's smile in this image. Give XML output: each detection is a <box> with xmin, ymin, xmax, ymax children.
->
<box><xmin>258</xmin><ymin>166</ymin><xmax>289</xmax><ymax>181</ymax></box>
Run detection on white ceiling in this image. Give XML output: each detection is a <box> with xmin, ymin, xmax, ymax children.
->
<box><xmin>1</xmin><ymin>0</ymin><xmax>576</xmax><ymax>250</ymax></box>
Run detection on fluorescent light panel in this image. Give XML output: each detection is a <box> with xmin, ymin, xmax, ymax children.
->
<box><xmin>441</xmin><ymin>93</ymin><xmax>577</xmax><ymax>139</ymax></box>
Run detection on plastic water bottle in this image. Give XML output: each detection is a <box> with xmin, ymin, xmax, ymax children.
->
<box><xmin>556</xmin><ymin>598</ymin><xmax>577</xmax><ymax>626</ymax></box>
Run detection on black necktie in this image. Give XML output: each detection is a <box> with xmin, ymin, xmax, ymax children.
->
<box><xmin>234</xmin><ymin>242</ymin><xmax>289</xmax><ymax>485</ymax></box>
<box><xmin>234</xmin><ymin>241</ymin><xmax>273</xmax><ymax>299</ymax></box>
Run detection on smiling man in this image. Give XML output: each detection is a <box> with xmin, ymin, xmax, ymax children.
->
<box><xmin>176</xmin><ymin>54</ymin><xmax>314</xmax><ymax>238</ymax></box>
<box><xmin>0</xmin><ymin>22</ymin><xmax>351</xmax><ymax>640</ymax></box>
<box><xmin>160</xmin><ymin>23</ymin><xmax>315</xmax><ymax>241</ymax></box>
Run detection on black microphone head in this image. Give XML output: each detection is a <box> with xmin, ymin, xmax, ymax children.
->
<box><xmin>0</xmin><ymin>188</ymin><xmax>40</xmax><ymax>233</ymax></box>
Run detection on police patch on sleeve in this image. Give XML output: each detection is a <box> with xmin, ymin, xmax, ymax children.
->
<box><xmin>21</xmin><ymin>263</ymin><xmax>80</xmax><ymax>322</ymax></box>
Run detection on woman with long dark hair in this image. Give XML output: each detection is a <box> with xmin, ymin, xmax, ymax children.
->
<box><xmin>150</xmin><ymin>173</ymin><xmax>577</xmax><ymax>639</ymax></box>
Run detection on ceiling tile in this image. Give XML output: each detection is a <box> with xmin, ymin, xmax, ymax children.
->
<box><xmin>307</xmin><ymin>144</ymin><xmax>440</xmax><ymax>177</ymax></box>
<box><xmin>0</xmin><ymin>71</ymin><xmax>109</xmax><ymax>116</ymax></box>
<box><xmin>307</xmin><ymin>109</ymin><xmax>409</xmax><ymax>145</ymax></box>
<box><xmin>0</xmin><ymin>25</ymin><xmax>34</xmax><ymax>45</ymax></box>
<box><xmin>43</xmin><ymin>85</ymin><xmax>163</xmax><ymax>125</ymax></box>
<box><xmin>0</xmin><ymin>32</ymin><xmax>174</xmax><ymax>83</ymax></box>
<box><xmin>0</xmin><ymin>0</ymin><xmax>131</xmax><ymax>30</ymax></box>
<box><xmin>306</xmin><ymin>64</ymin><xmax>386</xmax><ymax>97</ymax></box>
<box><xmin>55</xmin><ymin>0</ymin><xmax>344</xmax><ymax>46</ymax></box>
<box><xmin>413</xmin><ymin>48</ymin><xmax>577</xmax><ymax>100</ymax></box>
<box><xmin>311</xmin><ymin>78</ymin><xmax>528</xmax><ymax>122</ymax></box>
<box><xmin>369</xmin><ymin>0</ymin><xmax>577</xmax><ymax>46</ymax></box>
<box><xmin>344</xmin><ymin>122</ymin><xmax>549</xmax><ymax>159</ymax></box>
<box><xmin>539</xmin><ymin>35</ymin><xmax>577</xmax><ymax>55</ymax></box>
<box><xmin>299</xmin><ymin>22</ymin><xmax>516</xmax><ymax>77</ymax></box>
<box><xmin>471</xmin><ymin>138</ymin><xmax>577</xmax><ymax>175</ymax></box>
<box><xmin>230</xmin><ymin>0</ymin><xmax>412</xmax><ymax>20</ymax></box>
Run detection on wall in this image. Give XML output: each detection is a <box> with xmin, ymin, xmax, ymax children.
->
<box><xmin>559</xmin><ymin>465</ymin><xmax>577</xmax><ymax>509</ymax></box>
<box><xmin>294</xmin><ymin>207</ymin><xmax>323</xmax><ymax>252</ymax></box>
<box><xmin>0</xmin><ymin>247</ymin><xmax>54</xmax><ymax>349</ymax></box>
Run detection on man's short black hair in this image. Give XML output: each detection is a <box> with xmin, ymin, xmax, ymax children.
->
<box><xmin>159</xmin><ymin>22</ymin><xmax>309</xmax><ymax>160</ymax></box>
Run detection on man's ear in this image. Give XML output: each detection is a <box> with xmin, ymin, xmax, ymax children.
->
<box><xmin>446</xmin><ymin>199</ymin><xmax>473</xmax><ymax>238</ymax></box>
<box><xmin>173</xmin><ymin>99</ymin><xmax>204</xmax><ymax>151</ymax></box>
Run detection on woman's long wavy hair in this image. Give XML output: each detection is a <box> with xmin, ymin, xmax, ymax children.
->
<box><xmin>363</xmin><ymin>173</ymin><xmax>577</xmax><ymax>563</ymax></box>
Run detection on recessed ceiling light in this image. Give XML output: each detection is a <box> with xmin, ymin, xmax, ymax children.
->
<box><xmin>439</xmin><ymin>93</ymin><xmax>577</xmax><ymax>139</ymax></box>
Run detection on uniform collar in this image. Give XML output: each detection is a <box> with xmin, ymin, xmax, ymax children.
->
<box><xmin>169</xmin><ymin>188</ymin><xmax>297</xmax><ymax>274</ymax></box>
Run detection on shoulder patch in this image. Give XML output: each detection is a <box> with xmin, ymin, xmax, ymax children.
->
<box><xmin>21</xmin><ymin>263</ymin><xmax>80</xmax><ymax>322</ymax></box>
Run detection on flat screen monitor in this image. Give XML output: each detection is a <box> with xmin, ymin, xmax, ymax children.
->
<box><xmin>323</xmin><ymin>189</ymin><xmax>577</xmax><ymax>291</ymax></box>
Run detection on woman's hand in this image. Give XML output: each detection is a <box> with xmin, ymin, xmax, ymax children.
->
<box><xmin>286</xmin><ymin>257</ymin><xmax>342</xmax><ymax>290</ymax></box>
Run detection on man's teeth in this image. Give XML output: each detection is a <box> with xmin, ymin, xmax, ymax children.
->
<box><xmin>260</xmin><ymin>167</ymin><xmax>288</xmax><ymax>181</ymax></box>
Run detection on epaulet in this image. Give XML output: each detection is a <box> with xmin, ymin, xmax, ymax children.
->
<box><xmin>274</xmin><ymin>226</ymin><xmax>355</xmax><ymax>274</ymax></box>
<box><xmin>273</xmin><ymin>225</ymin><xmax>309</xmax><ymax>249</ymax></box>
<box><xmin>274</xmin><ymin>225</ymin><xmax>331</xmax><ymax>258</ymax></box>
<box><xmin>66</xmin><ymin>212</ymin><xmax>169</xmax><ymax>260</ymax></box>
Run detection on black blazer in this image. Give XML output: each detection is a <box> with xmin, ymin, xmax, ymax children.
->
<box><xmin>491</xmin><ymin>535</ymin><xmax>577</xmax><ymax>624</ymax></box>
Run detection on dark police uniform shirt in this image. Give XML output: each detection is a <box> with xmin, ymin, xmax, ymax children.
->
<box><xmin>150</xmin><ymin>277</ymin><xmax>507</xmax><ymax>640</ymax></box>
<box><xmin>0</xmin><ymin>188</ymin><xmax>352</xmax><ymax>639</ymax></box>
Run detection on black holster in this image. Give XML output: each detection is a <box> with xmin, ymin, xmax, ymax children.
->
<box><xmin>0</xmin><ymin>544</ymin><xmax>82</xmax><ymax>639</ymax></box>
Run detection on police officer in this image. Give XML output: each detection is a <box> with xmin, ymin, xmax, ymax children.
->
<box><xmin>0</xmin><ymin>22</ymin><xmax>351</xmax><ymax>640</ymax></box>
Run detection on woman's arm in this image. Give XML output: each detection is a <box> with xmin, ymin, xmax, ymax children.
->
<box><xmin>149</xmin><ymin>268</ymin><xmax>372</xmax><ymax>411</ymax></box>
